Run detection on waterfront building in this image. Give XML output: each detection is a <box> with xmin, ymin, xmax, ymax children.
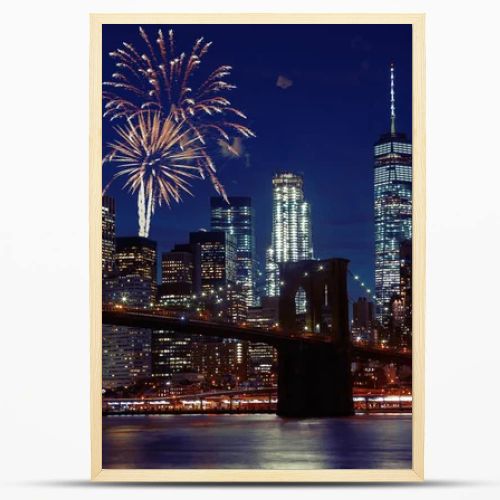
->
<box><xmin>210</xmin><ymin>196</ymin><xmax>256</xmax><ymax>307</ymax></box>
<box><xmin>197</xmin><ymin>338</ymin><xmax>249</xmax><ymax>387</ymax></box>
<box><xmin>266</xmin><ymin>172</ymin><xmax>313</xmax><ymax>297</ymax></box>
<box><xmin>246</xmin><ymin>296</ymin><xmax>279</xmax><ymax>385</ymax></box>
<box><xmin>247</xmin><ymin>343</ymin><xmax>277</xmax><ymax>386</ymax></box>
<box><xmin>151</xmin><ymin>330</ymin><xmax>198</xmax><ymax>379</ymax></box>
<box><xmin>374</xmin><ymin>63</ymin><xmax>412</xmax><ymax>325</ymax></box>
<box><xmin>150</xmin><ymin>330</ymin><xmax>209</xmax><ymax>396</ymax></box>
<box><xmin>102</xmin><ymin>325</ymin><xmax>151</xmax><ymax>390</ymax></box>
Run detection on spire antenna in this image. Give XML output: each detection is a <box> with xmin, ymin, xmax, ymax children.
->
<box><xmin>390</xmin><ymin>62</ymin><xmax>396</xmax><ymax>135</ymax></box>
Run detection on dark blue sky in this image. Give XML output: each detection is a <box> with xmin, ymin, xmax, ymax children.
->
<box><xmin>102</xmin><ymin>24</ymin><xmax>412</xmax><ymax>292</ymax></box>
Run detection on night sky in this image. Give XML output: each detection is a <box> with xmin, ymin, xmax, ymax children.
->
<box><xmin>102</xmin><ymin>24</ymin><xmax>412</xmax><ymax>294</ymax></box>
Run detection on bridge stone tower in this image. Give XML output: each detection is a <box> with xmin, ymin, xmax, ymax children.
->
<box><xmin>277</xmin><ymin>258</ymin><xmax>354</xmax><ymax>417</ymax></box>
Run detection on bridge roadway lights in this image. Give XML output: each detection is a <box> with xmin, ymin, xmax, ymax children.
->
<box><xmin>277</xmin><ymin>340</ymin><xmax>353</xmax><ymax>417</ymax></box>
<box><xmin>103</xmin><ymin>307</ymin><xmax>408</xmax><ymax>417</ymax></box>
<box><xmin>104</xmin><ymin>256</ymin><xmax>358</xmax><ymax>418</ymax></box>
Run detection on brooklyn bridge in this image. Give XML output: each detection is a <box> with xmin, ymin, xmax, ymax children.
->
<box><xmin>103</xmin><ymin>258</ymin><xmax>411</xmax><ymax>418</ymax></box>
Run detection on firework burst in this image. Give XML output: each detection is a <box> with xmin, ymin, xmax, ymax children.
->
<box><xmin>103</xmin><ymin>27</ymin><xmax>255</xmax><ymax>200</ymax></box>
<box><xmin>104</xmin><ymin>111</ymin><xmax>206</xmax><ymax>237</ymax></box>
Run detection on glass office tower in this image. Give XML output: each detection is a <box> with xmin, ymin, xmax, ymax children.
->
<box><xmin>210</xmin><ymin>197</ymin><xmax>256</xmax><ymax>306</ymax></box>
<box><xmin>374</xmin><ymin>64</ymin><xmax>412</xmax><ymax>325</ymax></box>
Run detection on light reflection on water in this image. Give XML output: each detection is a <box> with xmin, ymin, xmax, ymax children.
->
<box><xmin>103</xmin><ymin>414</ymin><xmax>412</xmax><ymax>469</ymax></box>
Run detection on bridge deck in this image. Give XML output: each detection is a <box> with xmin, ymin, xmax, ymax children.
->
<box><xmin>102</xmin><ymin>307</ymin><xmax>411</xmax><ymax>363</ymax></box>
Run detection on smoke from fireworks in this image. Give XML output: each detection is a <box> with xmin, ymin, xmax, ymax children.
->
<box><xmin>103</xmin><ymin>27</ymin><xmax>255</xmax><ymax>235</ymax></box>
<box><xmin>103</xmin><ymin>111</ymin><xmax>206</xmax><ymax>237</ymax></box>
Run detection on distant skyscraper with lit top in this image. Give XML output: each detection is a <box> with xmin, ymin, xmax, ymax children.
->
<box><xmin>374</xmin><ymin>63</ymin><xmax>412</xmax><ymax>325</ymax></box>
<box><xmin>266</xmin><ymin>172</ymin><xmax>313</xmax><ymax>297</ymax></box>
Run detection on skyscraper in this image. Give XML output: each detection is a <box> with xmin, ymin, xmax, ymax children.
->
<box><xmin>102</xmin><ymin>195</ymin><xmax>115</xmax><ymax>278</ymax></box>
<box><xmin>399</xmin><ymin>239</ymin><xmax>412</xmax><ymax>336</ymax></box>
<box><xmin>158</xmin><ymin>247</ymin><xmax>194</xmax><ymax>307</ymax></box>
<box><xmin>115</xmin><ymin>237</ymin><xmax>157</xmax><ymax>281</ymax></box>
<box><xmin>353</xmin><ymin>297</ymin><xmax>374</xmax><ymax>330</ymax></box>
<box><xmin>189</xmin><ymin>230</ymin><xmax>236</xmax><ymax>294</ymax></box>
<box><xmin>266</xmin><ymin>172</ymin><xmax>313</xmax><ymax>296</ymax></box>
<box><xmin>352</xmin><ymin>297</ymin><xmax>374</xmax><ymax>343</ymax></box>
<box><xmin>374</xmin><ymin>64</ymin><xmax>412</xmax><ymax>325</ymax></box>
<box><xmin>389</xmin><ymin>239</ymin><xmax>412</xmax><ymax>347</ymax></box>
<box><xmin>210</xmin><ymin>197</ymin><xmax>256</xmax><ymax>306</ymax></box>
<box><xmin>161</xmin><ymin>249</ymin><xmax>193</xmax><ymax>287</ymax></box>
<box><xmin>107</xmin><ymin>236</ymin><xmax>157</xmax><ymax>308</ymax></box>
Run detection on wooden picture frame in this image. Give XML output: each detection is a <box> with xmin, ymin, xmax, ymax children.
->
<box><xmin>90</xmin><ymin>12</ymin><xmax>425</xmax><ymax>482</ymax></box>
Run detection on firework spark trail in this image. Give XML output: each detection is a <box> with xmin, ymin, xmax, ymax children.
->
<box><xmin>104</xmin><ymin>111</ymin><xmax>206</xmax><ymax>237</ymax></box>
<box><xmin>103</xmin><ymin>26</ymin><xmax>255</xmax><ymax>227</ymax></box>
<box><xmin>138</xmin><ymin>179</ymin><xmax>146</xmax><ymax>237</ymax></box>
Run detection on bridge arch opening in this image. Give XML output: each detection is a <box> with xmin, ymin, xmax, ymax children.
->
<box><xmin>294</xmin><ymin>286</ymin><xmax>308</xmax><ymax>332</ymax></box>
<box><xmin>295</xmin><ymin>287</ymin><xmax>307</xmax><ymax>315</ymax></box>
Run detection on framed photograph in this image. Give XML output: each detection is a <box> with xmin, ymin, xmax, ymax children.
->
<box><xmin>90</xmin><ymin>13</ymin><xmax>425</xmax><ymax>482</ymax></box>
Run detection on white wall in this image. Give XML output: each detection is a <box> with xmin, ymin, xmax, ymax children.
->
<box><xmin>1</xmin><ymin>1</ymin><xmax>499</xmax><ymax>499</ymax></box>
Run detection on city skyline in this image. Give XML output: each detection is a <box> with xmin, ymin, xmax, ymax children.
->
<box><xmin>102</xmin><ymin>24</ymin><xmax>412</xmax><ymax>291</ymax></box>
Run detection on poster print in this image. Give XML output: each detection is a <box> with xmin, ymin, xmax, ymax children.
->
<box><xmin>90</xmin><ymin>13</ymin><xmax>425</xmax><ymax>482</ymax></box>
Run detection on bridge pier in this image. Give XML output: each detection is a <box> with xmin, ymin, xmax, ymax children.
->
<box><xmin>277</xmin><ymin>341</ymin><xmax>353</xmax><ymax>417</ymax></box>
<box><xmin>277</xmin><ymin>258</ymin><xmax>353</xmax><ymax>417</ymax></box>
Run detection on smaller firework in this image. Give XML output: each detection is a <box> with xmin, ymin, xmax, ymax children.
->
<box><xmin>104</xmin><ymin>111</ymin><xmax>206</xmax><ymax>237</ymax></box>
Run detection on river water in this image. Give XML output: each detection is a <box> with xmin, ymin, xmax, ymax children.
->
<box><xmin>102</xmin><ymin>413</ymin><xmax>412</xmax><ymax>469</ymax></box>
